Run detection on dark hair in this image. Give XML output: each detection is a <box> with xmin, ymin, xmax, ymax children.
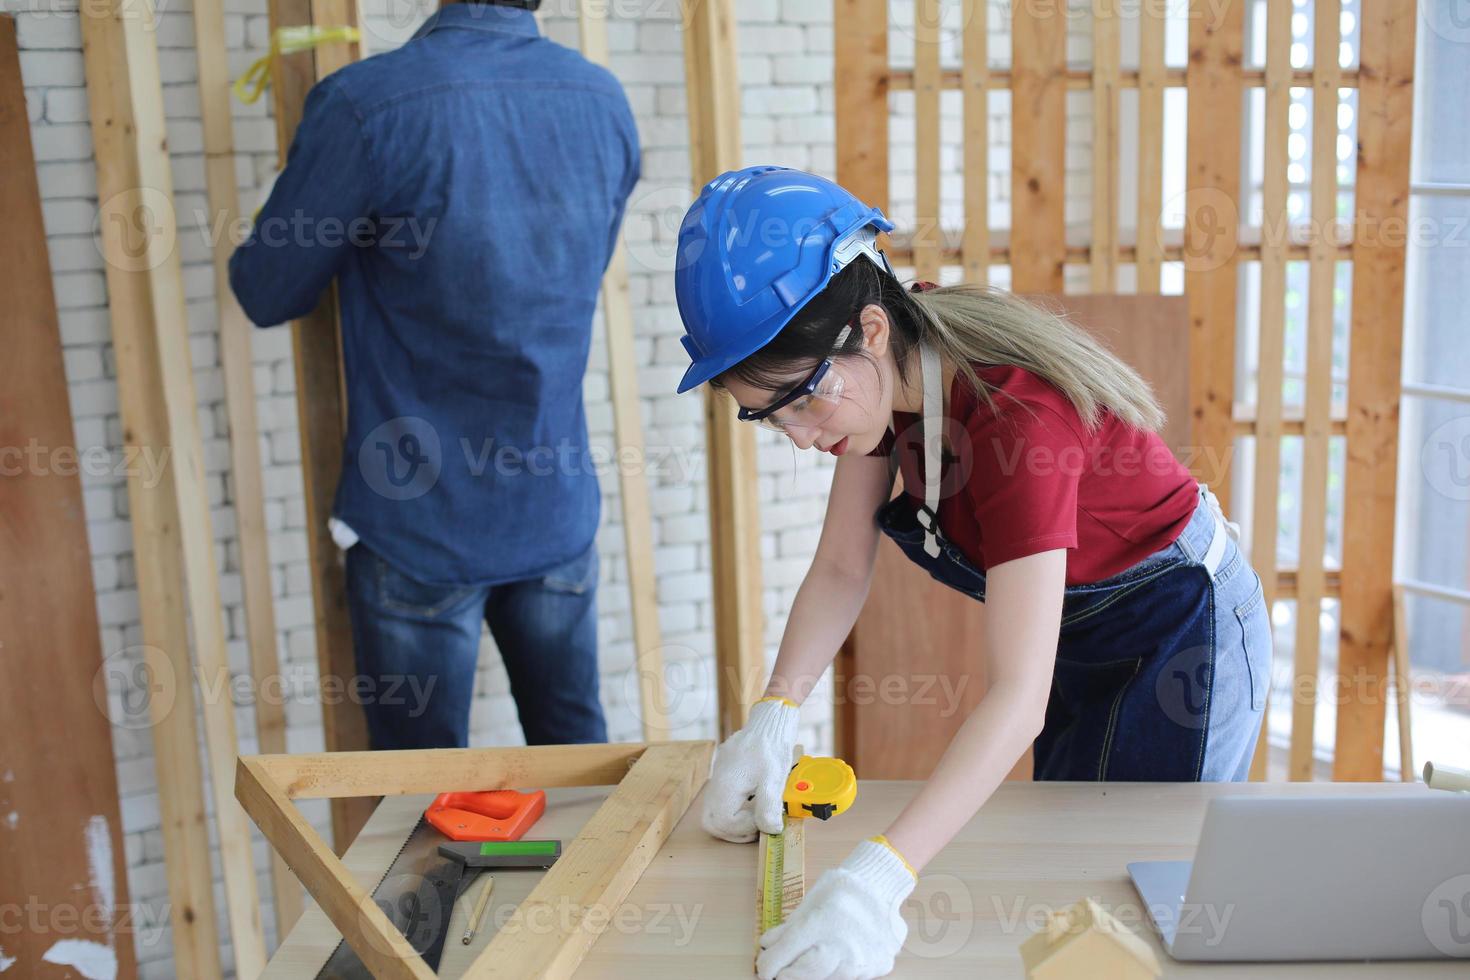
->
<box><xmin>712</xmin><ymin>256</ymin><xmax>928</xmax><ymax>396</ymax></box>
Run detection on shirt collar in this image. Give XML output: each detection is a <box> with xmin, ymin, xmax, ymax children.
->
<box><xmin>412</xmin><ymin>3</ymin><xmax>541</xmax><ymax>42</ymax></box>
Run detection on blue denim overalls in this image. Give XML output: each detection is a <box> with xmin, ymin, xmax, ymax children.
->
<box><xmin>875</xmin><ymin>345</ymin><xmax>1273</xmax><ymax>781</ymax></box>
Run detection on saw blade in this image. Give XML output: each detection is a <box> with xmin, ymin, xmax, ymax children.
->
<box><xmin>315</xmin><ymin>816</ymin><xmax>478</xmax><ymax>979</ymax></box>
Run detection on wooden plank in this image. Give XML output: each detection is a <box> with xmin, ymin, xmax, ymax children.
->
<box><xmin>237</xmin><ymin>759</ymin><xmax>432</xmax><ymax>980</ymax></box>
<box><xmin>1334</xmin><ymin>0</ymin><xmax>1415</xmax><ymax>782</ymax></box>
<box><xmin>1009</xmin><ymin>0</ymin><xmax>1067</xmax><ymax>292</ymax></box>
<box><xmin>681</xmin><ymin>0</ymin><xmax>765</xmax><ymax>737</ymax></box>
<box><xmin>466</xmin><ymin>741</ymin><xmax>712</xmax><ymax>977</ymax></box>
<box><xmin>1248</xmin><ymin>0</ymin><xmax>1292</xmax><ymax>782</ymax></box>
<box><xmin>1183</xmin><ymin>0</ymin><xmax>1245</xmax><ymax>509</ymax></box>
<box><xmin>888</xmin><ymin>65</ymin><xmax>1363</xmax><ymax>91</ymax></box>
<box><xmin>240</xmin><ymin>742</ymin><xmax>713</xmax><ymax>979</ymax></box>
<box><xmin>1289</xmin><ymin>0</ymin><xmax>1342</xmax><ymax>782</ymax></box>
<box><xmin>0</xmin><ymin>19</ymin><xmax>137</xmax><ymax>976</ymax></box>
<box><xmin>191</xmin><ymin>0</ymin><xmax>300</xmax><ymax>934</ymax></box>
<box><xmin>1135</xmin><ymin>0</ymin><xmax>1165</xmax><ymax>293</ymax></box>
<box><xmin>266</xmin><ymin>0</ymin><xmax>375</xmax><ymax>850</ymax></box>
<box><xmin>885</xmin><ymin>225</ymin><xmax>1353</xmax><ymax>266</ymax></box>
<box><xmin>1391</xmin><ymin>584</ymin><xmax>1414</xmax><ymax>780</ymax></box>
<box><xmin>913</xmin><ymin>0</ymin><xmax>941</xmax><ymax>281</ymax></box>
<box><xmin>1089</xmin><ymin>0</ymin><xmax>1121</xmax><ymax>291</ymax></box>
<box><xmin>960</xmin><ymin>0</ymin><xmax>989</xmax><ymax>284</ymax></box>
<box><xmin>832</xmin><ymin>0</ymin><xmax>890</xmax><ymax>761</ymax></box>
<box><xmin>256</xmin><ymin>742</ymin><xmax>652</xmax><ymax>798</ymax></box>
<box><xmin>80</xmin><ymin>2</ymin><xmax>267</xmax><ymax>974</ymax></box>
<box><xmin>578</xmin><ymin>1</ymin><xmax>668</xmax><ymax>741</ymax></box>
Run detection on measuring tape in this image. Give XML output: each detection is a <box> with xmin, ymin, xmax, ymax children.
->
<box><xmin>756</xmin><ymin>756</ymin><xmax>857</xmax><ymax>940</ymax></box>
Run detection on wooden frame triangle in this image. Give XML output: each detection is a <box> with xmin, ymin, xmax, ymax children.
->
<box><xmin>236</xmin><ymin>741</ymin><xmax>712</xmax><ymax>978</ymax></box>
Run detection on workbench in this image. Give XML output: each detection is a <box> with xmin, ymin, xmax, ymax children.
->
<box><xmin>263</xmin><ymin>780</ymin><xmax>1462</xmax><ymax>978</ymax></box>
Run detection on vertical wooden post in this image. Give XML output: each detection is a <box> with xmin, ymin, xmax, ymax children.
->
<box><xmin>191</xmin><ymin>0</ymin><xmax>301</xmax><ymax>933</ymax></box>
<box><xmin>265</xmin><ymin>0</ymin><xmax>375</xmax><ymax>849</ymax></box>
<box><xmin>578</xmin><ymin>0</ymin><xmax>669</xmax><ymax>741</ymax></box>
<box><xmin>1089</xmin><ymin>0</ymin><xmax>1120</xmax><ymax>292</ymax></box>
<box><xmin>1183</xmin><ymin>0</ymin><xmax>1245</xmax><ymax>506</ymax></box>
<box><xmin>80</xmin><ymin>0</ymin><xmax>267</xmax><ymax>973</ymax></box>
<box><xmin>913</xmin><ymin>0</ymin><xmax>941</xmax><ymax>282</ymax></box>
<box><xmin>1010</xmin><ymin>0</ymin><xmax>1066</xmax><ymax>293</ymax></box>
<box><xmin>1248</xmin><ymin>0</ymin><xmax>1292</xmax><ymax>781</ymax></box>
<box><xmin>832</xmin><ymin>0</ymin><xmax>890</xmax><ymax>760</ymax></box>
<box><xmin>1</xmin><ymin>19</ymin><xmax>138</xmax><ymax>976</ymax></box>
<box><xmin>1289</xmin><ymin>0</ymin><xmax>1342</xmax><ymax>782</ymax></box>
<box><xmin>681</xmin><ymin>0</ymin><xmax>765</xmax><ymax>738</ymax></box>
<box><xmin>960</xmin><ymin>0</ymin><xmax>989</xmax><ymax>284</ymax></box>
<box><xmin>1134</xmin><ymin>2</ymin><xmax>1165</xmax><ymax>294</ymax></box>
<box><xmin>1334</xmin><ymin>0</ymin><xmax>1416</xmax><ymax>781</ymax></box>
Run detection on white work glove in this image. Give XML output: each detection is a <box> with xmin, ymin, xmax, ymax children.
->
<box><xmin>701</xmin><ymin>696</ymin><xmax>799</xmax><ymax>842</ymax></box>
<box><xmin>757</xmin><ymin>836</ymin><xmax>917</xmax><ymax>980</ymax></box>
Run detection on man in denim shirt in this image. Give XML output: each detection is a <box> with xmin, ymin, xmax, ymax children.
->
<box><xmin>229</xmin><ymin>0</ymin><xmax>639</xmax><ymax>750</ymax></box>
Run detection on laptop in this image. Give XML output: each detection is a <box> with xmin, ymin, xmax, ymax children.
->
<box><xmin>1127</xmin><ymin>794</ymin><xmax>1470</xmax><ymax>961</ymax></box>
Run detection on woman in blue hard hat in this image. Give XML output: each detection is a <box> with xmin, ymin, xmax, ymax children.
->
<box><xmin>675</xmin><ymin>166</ymin><xmax>1273</xmax><ymax>979</ymax></box>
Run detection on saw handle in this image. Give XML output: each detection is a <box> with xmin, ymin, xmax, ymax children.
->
<box><xmin>425</xmin><ymin>789</ymin><xmax>546</xmax><ymax>841</ymax></box>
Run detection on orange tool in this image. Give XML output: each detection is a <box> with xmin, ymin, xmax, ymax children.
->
<box><xmin>425</xmin><ymin>789</ymin><xmax>546</xmax><ymax>842</ymax></box>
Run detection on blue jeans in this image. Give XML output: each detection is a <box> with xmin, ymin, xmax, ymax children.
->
<box><xmin>344</xmin><ymin>541</ymin><xmax>608</xmax><ymax>750</ymax></box>
<box><xmin>876</xmin><ymin>483</ymin><xmax>1272</xmax><ymax>781</ymax></box>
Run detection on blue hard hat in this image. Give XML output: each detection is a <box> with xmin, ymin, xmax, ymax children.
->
<box><xmin>673</xmin><ymin>166</ymin><xmax>894</xmax><ymax>394</ymax></box>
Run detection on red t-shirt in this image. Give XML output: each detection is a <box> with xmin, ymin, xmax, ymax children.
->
<box><xmin>868</xmin><ymin>364</ymin><xmax>1198</xmax><ymax>585</ymax></box>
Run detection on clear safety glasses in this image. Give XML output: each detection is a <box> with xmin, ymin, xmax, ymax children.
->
<box><xmin>736</xmin><ymin>356</ymin><xmax>847</xmax><ymax>434</ymax></box>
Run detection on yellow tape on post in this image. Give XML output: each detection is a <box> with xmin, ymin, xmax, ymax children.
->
<box><xmin>233</xmin><ymin>25</ymin><xmax>362</xmax><ymax>104</ymax></box>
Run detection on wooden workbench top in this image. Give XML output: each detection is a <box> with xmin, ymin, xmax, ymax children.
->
<box><xmin>264</xmin><ymin>779</ymin><xmax>1459</xmax><ymax>978</ymax></box>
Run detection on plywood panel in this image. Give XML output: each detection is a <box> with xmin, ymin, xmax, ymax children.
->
<box><xmin>845</xmin><ymin>296</ymin><xmax>1190</xmax><ymax>779</ymax></box>
<box><xmin>0</xmin><ymin>19</ymin><xmax>137</xmax><ymax>976</ymax></box>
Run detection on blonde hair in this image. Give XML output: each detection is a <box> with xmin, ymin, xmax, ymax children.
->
<box><xmin>906</xmin><ymin>283</ymin><xmax>1166</xmax><ymax>433</ymax></box>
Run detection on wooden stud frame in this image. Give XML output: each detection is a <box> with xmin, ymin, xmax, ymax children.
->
<box><xmin>236</xmin><ymin>741</ymin><xmax>712</xmax><ymax>979</ymax></box>
<box><xmin>832</xmin><ymin>0</ymin><xmax>1418</xmax><ymax>780</ymax></box>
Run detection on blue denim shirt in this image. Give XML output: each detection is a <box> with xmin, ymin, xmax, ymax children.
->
<box><xmin>230</xmin><ymin>4</ymin><xmax>640</xmax><ymax>586</ymax></box>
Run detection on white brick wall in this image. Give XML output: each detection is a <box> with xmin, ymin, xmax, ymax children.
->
<box><xmin>7</xmin><ymin>0</ymin><xmax>1122</xmax><ymax>974</ymax></box>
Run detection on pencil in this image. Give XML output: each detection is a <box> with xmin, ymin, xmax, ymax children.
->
<box><xmin>462</xmin><ymin>875</ymin><xmax>495</xmax><ymax>945</ymax></box>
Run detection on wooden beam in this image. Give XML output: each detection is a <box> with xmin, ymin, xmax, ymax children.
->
<box><xmin>1335</xmin><ymin>0</ymin><xmax>1415</xmax><ymax>782</ymax></box>
<box><xmin>236</xmin><ymin>742</ymin><xmax>712</xmax><ymax>978</ymax></box>
<box><xmin>1183</xmin><ymin>0</ymin><xmax>1245</xmax><ymax>507</ymax></box>
<box><xmin>832</xmin><ymin>0</ymin><xmax>889</xmax><ymax>762</ymax></box>
<box><xmin>960</xmin><ymin>0</ymin><xmax>989</xmax><ymax>284</ymax></box>
<box><xmin>1009</xmin><ymin>0</ymin><xmax>1067</xmax><ymax>293</ymax></box>
<box><xmin>913</xmin><ymin>0</ymin><xmax>941</xmax><ymax>281</ymax></box>
<box><xmin>237</xmin><ymin>759</ymin><xmax>431</xmax><ymax>980</ymax></box>
<box><xmin>1289</xmin><ymin>0</ymin><xmax>1343</xmax><ymax>782</ymax></box>
<box><xmin>255</xmin><ymin>742</ymin><xmax>653</xmax><ymax>799</ymax></box>
<box><xmin>191</xmin><ymin>0</ymin><xmax>299</xmax><ymax>934</ymax></box>
<box><xmin>0</xmin><ymin>19</ymin><xmax>138</xmax><ymax>975</ymax></box>
<box><xmin>80</xmin><ymin>2</ymin><xmax>267</xmax><ymax>974</ymax></box>
<box><xmin>888</xmin><ymin>66</ymin><xmax>1363</xmax><ymax>91</ymax></box>
<box><xmin>265</xmin><ymin>0</ymin><xmax>375</xmax><ymax>850</ymax></box>
<box><xmin>467</xmin><ymin>741</ymin><xmax>712</xmax><ymax>977</ymax></box>
<box><xmin>1089</xmin><ymin>0</ymin><xmax>1121</xmax><ymax>292</ymax></box>
<box><xmin>1135</xmin><ymin>1</ymin><xmax>1165</xmax><ymax>293</ymax></box>
<box><xmin>1249</xmin><ymin>0</ymin><xmax>1292</xmax><ymax>781</ymax></box>
<box><xmin>681</xmin><ymin>0</ymin><xmax>765</xmax><ymax>737</ymax></box>
<box><xmin>577</xmin><ymin>0</ymin><xmax>668</xmax><ymax>741</ymax></box>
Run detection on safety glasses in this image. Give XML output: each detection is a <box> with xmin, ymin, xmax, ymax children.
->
<box><xmin>736</xmin><ymin>358</ymin><xmax>847</xmax><ymax>433</ymax></box>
